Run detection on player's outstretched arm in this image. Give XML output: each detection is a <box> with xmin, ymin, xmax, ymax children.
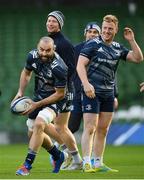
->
<box><xmin>124</xmin><ymin>27</ymin><xmax>143</xmax><ymax>63</ymax></box>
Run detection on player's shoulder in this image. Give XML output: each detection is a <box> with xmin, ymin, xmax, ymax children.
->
<box><xmin>92</xmin><ymin>36</ymin><xmax>102</xmax><ymax>44</ymax></box>
<box><xmin>75</xmin><ymin>42</ymin><xmax>85</xmax><ymax>49</ymax></box>
<box><xmin>29</xmin><ymin>49</ymin><xmax>39</xmax><ymax>59</ymax></box>
<box><xmin>85</xmin><ymin>36</ymin><xmax>101</xmax><ymax>47</ymax></box>
<box><xmin>51</xmin><ymin>52</ymin><xmax>67</xmax><ymax>70</ymax></box>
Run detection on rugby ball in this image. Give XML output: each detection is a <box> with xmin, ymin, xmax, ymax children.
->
<box><xmin>10</xmin><ymin>96</ymin><xmax>31</xmax><ymax>114</ymax></box>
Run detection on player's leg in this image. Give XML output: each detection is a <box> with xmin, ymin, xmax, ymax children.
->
<box><xmin>68</xmin><ymin>112</ymin><xmax>82</xmax><ymax>133</ymax></box>
<box><xmin>92</xmin><ymin>94</ymin><xmax>118</xmax><ymax>172</ymax></box>
<box><xmin>93</xmin><ymin>112</ymin><xmax>113</xmax><ymax>164</ymax></box>
<box><xmin>54</xmin><ymin>112</ymin><xmax>82</xmax><ymax>170</ymax></box>
<box><xmin>16</xmin><ymin>108</ymin><xmax>66</xmax><ymax>175</ymax></box>
<box><xmin>81</xmin><ymin>93</ymin><xmax>101</xmax><ymax>172</ymax></box>
<box><xmin>81</xmin><ymin>113</ymin><xmax>98</xmax><ymax>172</ymax></box>
<box><xmin>45</xmin><ymin>123</ymin><xmax>64</xmax><ymax>145</ymax></box>
<box><xmin>68</xmin><ymin>97</ymin><xmax>83</xmax><ymax>134</ymax></box>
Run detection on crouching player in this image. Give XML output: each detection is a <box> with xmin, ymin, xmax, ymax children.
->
<box><xmin>12</xmin><ymin>37</ymin><xmax>69</xmax><ymax>175</ymax></box>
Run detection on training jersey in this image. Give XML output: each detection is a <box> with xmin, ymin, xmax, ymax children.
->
<box><xmin>25</xmin><ymin>49</ymin><xmax>68</xmax><ymax>100</ymax></box>
<box><xmin>80</xmin><ymin>36</ymin><xmax>129</xmax><ymax>94</ymax></box>
<box><xmin>73</xmin><ymin>42</ymin><xmax>85</xmax><ymax>97</ymax></box>
<box><xmin>49</xmin><ymin>32</ymin><xmax>75</xmax><ymax>90</ymax></box>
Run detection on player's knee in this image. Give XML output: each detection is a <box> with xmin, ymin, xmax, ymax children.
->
<box><xmin>86</xmin><ymin>125</ymin><xmax>96</xmax><ymax>135</ymax></box>
<box><xmin>97</xmin><ymin>126</ymin><xmax>108</xmax><ymax>136</ymax></box>
<box><xmin>37</xmin><ymin>108</ymin><xmax>55</xmax><ymax>124</ymax></box>
<box><xmin>34</xmin><ymin>119</ymin><xmax>45</xmax><ymax>132</ymax></box>
<box><xmin>56</xmin><ymin>124</ymin><xmax>67</xmax><ymax>134</ymax></box>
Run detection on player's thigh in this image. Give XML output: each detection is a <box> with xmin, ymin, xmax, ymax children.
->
<box><xmin>54</xmin><ymin>112</ymin><xmax>71</xmax><ymax>126</ymax></box>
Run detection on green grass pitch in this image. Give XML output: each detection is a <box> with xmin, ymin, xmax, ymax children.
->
<box><xmin>0</xmin><ymin>144</ymin><xmax>144</xmax><ymax>179</ymax></box>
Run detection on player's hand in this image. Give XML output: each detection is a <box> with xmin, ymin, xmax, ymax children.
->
<box><xmin>124</xmin><ymin>27</ymin><xmax>134</xmax><ymax>41</ymax></box>
<box><xmin>140</xmin><ymin>82</ymin><xmax>144</xmax><ymax>92</ymax></box>
<box><xmin>12</xmin><ymin>92</ymin><xmax>23</xmax><ymax>103</ymax></box>
<box><xmin>21</xmin><ymin>100</ymin><xmax>38</xmax><ymax>115</ymax></box>
<box><xmin>83</xmin><ymin>82</ymin><xmax>95</xmax><ymax>98</ymax></box>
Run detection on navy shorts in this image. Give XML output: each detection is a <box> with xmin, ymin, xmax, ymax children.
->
<box><xmin>59</xmin><ymin>91</ymin><xmax>73</xmax><ymax>113</ymax></box>
<box><xmin>82</xmin><ymin>92</ymin><xmax>114</xmax><ymax>113</ymax></box>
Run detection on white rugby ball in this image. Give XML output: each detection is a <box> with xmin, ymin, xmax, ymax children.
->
<box><xmin>10</xmin><ymin>96</ymin><xmax>31</xmax><ymax>114</ymax></box>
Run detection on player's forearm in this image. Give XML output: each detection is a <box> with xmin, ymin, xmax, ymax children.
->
<box><xmin>36</xmin><ymin>89</ymin><xmax>65</xmax><ymax>108</ymax></box>
<box><xmin>18</xmin><ymin>70</ymin><xmax>31</xmax><ymax>95</ymax></box>
<box><xmin>77</xmin><ymin>63</ymin><xmax>89</xmax><ymax>86</ymax></box>
<box><xmin>129</xmin><ymin>39</ymin><xmax>143</xmax><ymax>62</ymax></box>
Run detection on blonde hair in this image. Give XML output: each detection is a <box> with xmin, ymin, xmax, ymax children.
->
<box><xmin>103</xmin><ymin>15</ymin><xmax>118</xmax><ymax>27</ymax></box>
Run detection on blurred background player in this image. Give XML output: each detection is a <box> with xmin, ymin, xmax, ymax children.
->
<box><xmin>68</xmin><ymin>22</ymin><xmax>101</xmax><ymax>134</ymax></box>
<box><xmin>46</xmin><ymin>10</ymin><xmax>82</xmax><ymax>170</ymax></box>
<box><xmin>77</xmin><ymin>14</ymin><xmax>143</xmax><ymax>172</ymax></box>
<box><xmin>13</xmin><ymin>37</ymin><xmax>69</xmax><ymax>175</ymax></box>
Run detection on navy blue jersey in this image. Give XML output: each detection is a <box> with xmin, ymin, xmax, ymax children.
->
<box><xmin>49</xmin><ymin>32</ymin><xmax>75</xmax><ymax>89</ymax></box>
<box><xmin>25</xmin><ymin>49</ymin><xmax>68</xmax><ymax>100</ymax></box>
<box><xmin>73</xmin><ymin>42</ymin><xmax>85</xmax><ymax>97</ymax></box>
<box><xmin>80</xmin><ymin>36</ymin><xmax>129</xmax><ymax>93</ymax></box>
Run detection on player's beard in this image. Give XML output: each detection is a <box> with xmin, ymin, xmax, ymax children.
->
<box><xmin>40</xmin><ymin>54</ymin><xmax>54</xmax><ymax>62</ymax></box>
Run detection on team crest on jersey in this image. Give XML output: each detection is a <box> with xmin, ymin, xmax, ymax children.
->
<box><xmin>112</xmin><ymin>41</ymin><xmax>120</xmax><ymax>48</ymax></box>
<box><xmin>85</xmin><ymin>104</ymin><xmax>92</xmax><ymax>111</ymax></box>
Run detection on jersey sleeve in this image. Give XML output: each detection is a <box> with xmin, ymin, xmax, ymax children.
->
<box><xmin>120</xmin><ymin>44</ymin><xmax>129</xmax><ymax>61</ymax></box>
<box><xmin>24</xmin><ymin>52</ymin><xmax>34</xmax><ymax>71</ymax></box>
<box><xmin>80</xmin><ymin>40</ymin><xmax>96</xmax><ymax>60</ymax></box>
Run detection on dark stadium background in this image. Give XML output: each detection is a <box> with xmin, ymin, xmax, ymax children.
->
<box><xmin>0</xmin><ymin>0</ymin><xmax>144</xmax><ymax>144</ymax></box>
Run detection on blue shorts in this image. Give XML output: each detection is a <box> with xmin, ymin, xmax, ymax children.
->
<box><xmin>59</xmin><ymin>91</ymin><xmax>73</xmax><ymax>113</ymax></box>
<box><xmin>82</xmin><ymin>92</ymin><xmax>114</xmax><ymax>113</ymax></box>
